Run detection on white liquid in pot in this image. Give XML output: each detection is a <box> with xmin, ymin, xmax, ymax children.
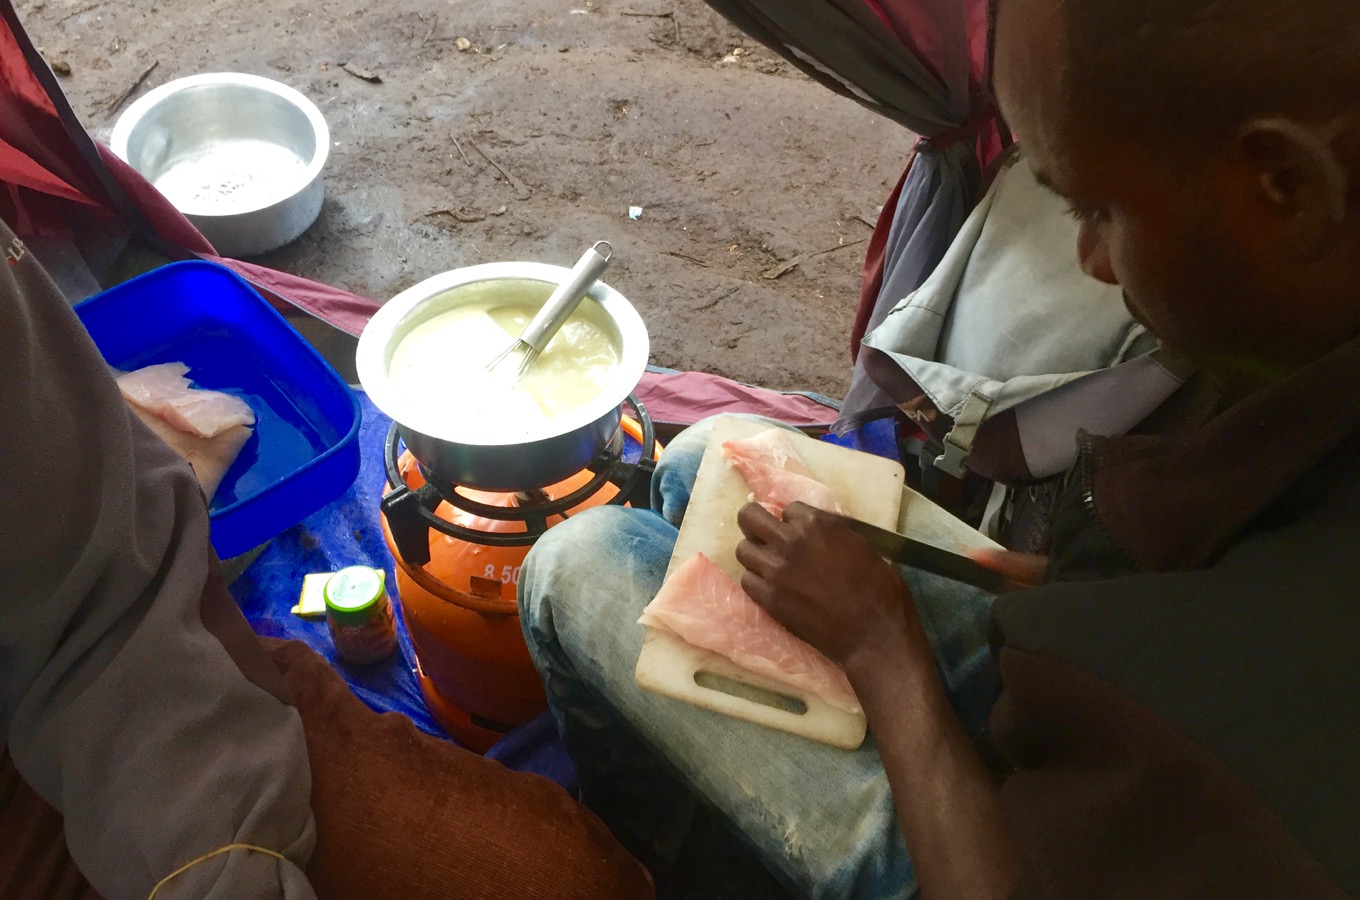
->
<box><xmin>387</xmin><ymin>299</ymin><xmax>621</xmax><ymax>437</ymax></box>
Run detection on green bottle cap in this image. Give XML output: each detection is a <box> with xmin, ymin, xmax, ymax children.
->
<box><xmin>324</xmin><ymin>567</ymin><xmax>386</xmax><ymax>626</ymax></box>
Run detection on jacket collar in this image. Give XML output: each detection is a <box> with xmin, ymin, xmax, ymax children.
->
<box><xmin>1086</xmin><ymin>335</ymin><xmax>1360</xmax><ymax>571</ymax></box>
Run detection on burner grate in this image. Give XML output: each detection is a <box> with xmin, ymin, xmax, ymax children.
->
<box><xmin>381</xmin><ymin>395</ymin><xmax>656</xmax><ymax>563</ymax></box>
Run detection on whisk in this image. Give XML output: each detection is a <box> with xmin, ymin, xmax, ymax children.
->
<box><xmin>485</xmin><ymin>241</ymin><xmax>614</xmax><ymax>380</ymax></box>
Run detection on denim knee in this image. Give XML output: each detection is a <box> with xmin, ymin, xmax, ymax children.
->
<box><xmin>651</xmin><ymin>414</ymin><xmax>800</xmax><ymax>527</ymax></box>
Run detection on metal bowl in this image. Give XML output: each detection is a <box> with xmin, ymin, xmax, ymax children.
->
<box><xmin>356</xmin><ymin>262</ymin><xmax>650</xmax><ymax>491</ymax></box>
<box><xmin>110</xmin><ymin>73</ymin><xmax>328</xmax><ymax>258</ymax></box>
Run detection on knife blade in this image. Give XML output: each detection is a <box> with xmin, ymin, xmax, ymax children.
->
<box><xmin>834</xmin><ymin>515</ymin><xmax>1028</xmax><ymax>595</ymax></box>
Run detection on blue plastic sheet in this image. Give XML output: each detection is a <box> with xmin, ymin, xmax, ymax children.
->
<box><xmin>819</xmin><ymin>415</ymin><xmax>902</xmax><ymax>462</ymax></box>
<box><xmin>229</xmin><ymin>390</ymin><xmax>577</xmax><ymax>789</ymax></box>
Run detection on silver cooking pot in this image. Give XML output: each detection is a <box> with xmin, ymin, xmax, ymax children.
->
<box><xmin>356</xmin><ymin>262</ymin><xmax>649</xmax><ymax>491</ymax></box>
<box><xmin>110</xmin><ymin>73</ymin><xmax>328</xmax><ymax>259</ymax></box>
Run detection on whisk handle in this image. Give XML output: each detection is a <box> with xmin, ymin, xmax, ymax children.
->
<box><xmin>520</xmin><ymin>241</ymin><xmax>613</xmax><ymax>354</ymax></box>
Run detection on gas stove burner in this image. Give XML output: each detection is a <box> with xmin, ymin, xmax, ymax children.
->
<box><xmin>381</xmin><ymin>395</ymin><xmax>657</xmax><ymax>564</ymax></box>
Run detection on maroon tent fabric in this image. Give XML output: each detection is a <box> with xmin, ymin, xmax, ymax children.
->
<box><xmin>852</xmin><ymin>0</ymin><xmax>1006</xmax><ymax>363</ymax></box>
<box><xmin>634</xmin><ymin>369</ymin><xmax>839</xmax><ymax>431</ymax></box>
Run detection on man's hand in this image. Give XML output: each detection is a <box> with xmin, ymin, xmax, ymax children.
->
<box><xmin>734</xmin><ymin>501</ymin><xmax>932</xmax><ymax>682</ymax></box>
<box><xmin>738</xmin><ymin>500</ymin><xmax>1024</xmax><ymax>898</ymax></box>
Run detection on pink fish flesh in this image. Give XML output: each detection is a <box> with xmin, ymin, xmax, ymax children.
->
<box><xmin>117</xmin><ymin>362</ymin><xmax>255</xmax><ymax>439</ymax></box>
<box><xmin>128</xmin><ymin>404</ymin><xmax>251</xmax><ymax>502</ymax></box>
<box><xmin>640</xmin><ymin>552</ymin><xmax>860</xmax><ymax>714</ymax></box>
<box><xmin>722</xmin><ymin>429</ymin><xmax>843</xmax><ymax>516</ymax></box>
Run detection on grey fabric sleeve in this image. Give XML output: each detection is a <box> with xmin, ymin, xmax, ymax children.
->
<box><xmin>0</xmin><ymin>224</ymin><xmax>317</xmax><ymax>899</ymax></box>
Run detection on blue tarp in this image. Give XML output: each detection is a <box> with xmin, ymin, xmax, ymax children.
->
<box><xmin>228</xmin><ymin>390</ymin><xmax>579</xmax><ymax>789</ymax></box>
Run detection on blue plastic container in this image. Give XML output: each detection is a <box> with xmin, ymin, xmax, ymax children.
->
<box><xmin>75</xmin><ymin>261</ymin><xmax>362</xmax><ymax>559</ymax></box>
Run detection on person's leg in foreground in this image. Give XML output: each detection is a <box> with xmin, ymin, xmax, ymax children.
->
<box><xmin>519</xmin><ymin>418</ymin><xmax>999</xmax><ymax>898</ymax></box>
<box><xmin>0</xmin><ymin>641</ymin><xmax>654</xmax><ymax>900</ymax></box>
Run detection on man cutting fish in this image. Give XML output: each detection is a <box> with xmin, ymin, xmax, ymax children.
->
<box><xmin>519</xmin><ymin>0</ymin><xmax>1360</xmax><ymax>895</ymax></box>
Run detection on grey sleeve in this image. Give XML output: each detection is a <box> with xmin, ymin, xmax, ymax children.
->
<box><xmin>0</xmin><ymin>230</ymin><xmax>318</xmax><ymax>899</ymax></box>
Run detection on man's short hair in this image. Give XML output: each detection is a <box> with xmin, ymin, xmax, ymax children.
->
<box><xmin>1058</xmin><ymin>0</ymin><xmax>1360</xmax><ymax>155</ymax></box>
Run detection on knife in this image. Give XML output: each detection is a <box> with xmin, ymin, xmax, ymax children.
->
<box><xmin>834</xmin><ymin>516</ymin><xmax>1028</xmax><ymax>595</ymax></box>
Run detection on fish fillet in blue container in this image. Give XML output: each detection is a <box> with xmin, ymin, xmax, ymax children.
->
<box><xmin>75</xmin><ymin>261</ymin><xmax>362</xmax><ymax>559</ymax></box>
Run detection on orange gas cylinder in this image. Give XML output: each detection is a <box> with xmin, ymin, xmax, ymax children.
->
<box><xmin>381</xmin><ymin>451</ymin><xmax>620</xmax><ymax>752</ymax></box>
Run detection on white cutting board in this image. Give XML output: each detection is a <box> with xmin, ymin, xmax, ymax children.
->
<box><xmin>635</xmin><ymin>416</ymin><xmax>906</xmax><ymax>749</ymax></box>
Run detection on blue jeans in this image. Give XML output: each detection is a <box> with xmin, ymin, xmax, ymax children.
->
<box><xmin>519</xmin><ymin>418</ymin><xmax>1000</xmax><ymax>899</ymax></box>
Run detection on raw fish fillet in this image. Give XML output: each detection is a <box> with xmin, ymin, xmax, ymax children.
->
<box><xmin>117</xmin><ymin>362</ymin><xmax>255</xmax><ymax>502</ymax></box>
<box><xmin>117</xmin><ymin>363</ymin><xmax>255</xmax><ymax>439</ymax></box>
<box><xmin>640</xmin><ymin>553</ymin><xmax>860</xmax><ymax>714</ymax></box>
<box><xmin>129</xmin><ymin>404</ymin><xmax>251</xmax><ymax>502</ymax></box>
<box><xmin>722</xmin><ymin>429</ymin><xmax>843</xmax><ymax>516</ymax></box>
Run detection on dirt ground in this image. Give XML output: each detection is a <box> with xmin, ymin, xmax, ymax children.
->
<box><xmin>21</xmin><ymin>0</ymin><xmax>915</xmax><ymax>397</ymax></box>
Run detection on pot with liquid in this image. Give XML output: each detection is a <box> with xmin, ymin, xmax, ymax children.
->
<box><xmin>356</xmin><ymin>262</ymin><xmax>650</xmax><ymax>490</ymax></box>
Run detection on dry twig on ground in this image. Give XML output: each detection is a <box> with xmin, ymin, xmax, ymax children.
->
<box><xmin>760</xmin><ymin>239</ymin><xmax>864</xmax><ymax>280</ymax></box>
<box><xmin>469</xmin><ymin>139</ymin><xmax>531</xmax><ymax>200</ymax></box>
<box><xmin>102</xmin><ymin>59</ymin><xmax>158</xmax><ymax>115</ymax></box>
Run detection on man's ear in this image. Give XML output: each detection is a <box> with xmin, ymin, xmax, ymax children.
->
<box><xmin>1237</xmin><ymin>117</ymin><xmax>1351</xmax><ymax>258</ymax></box>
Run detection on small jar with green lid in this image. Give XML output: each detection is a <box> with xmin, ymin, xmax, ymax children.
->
<box><xmin>324</xmin><ymin>566</ymin><xmax>398</xmax><ymax>665</ymax></box>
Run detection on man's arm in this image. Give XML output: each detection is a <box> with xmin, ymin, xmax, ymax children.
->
<box><xmin>0</xmin><ymin>232</ymin><xmax>317</xmax><ymax>898</ymax></box>
<box><xmin>737</xmin><ymin>501</ymin><xmax>1023</xmax><ymax>898</ymax></box>
<box><xmin>847</xmin><ymin>620</ymin><xmax>1022</xmax><ymax>898</ymax></box>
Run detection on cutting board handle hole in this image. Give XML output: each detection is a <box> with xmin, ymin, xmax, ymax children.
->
<box><xmin>693</xmin><ymin>672</ymin><xmax>808</xmax><ymax>716</ymax></box>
